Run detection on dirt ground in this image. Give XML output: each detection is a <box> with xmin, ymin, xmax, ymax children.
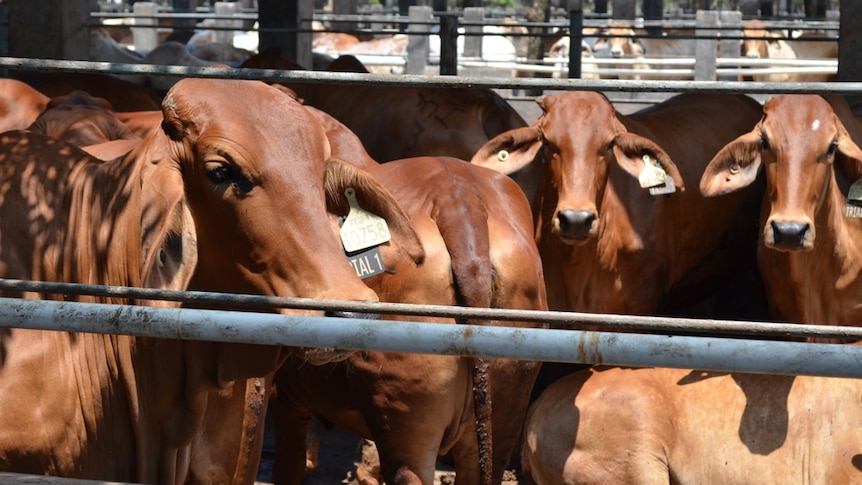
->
<box><xmin>255</xmin><ymin>423</ymin><xmax>521</xmax><ymax>485</ymax></box>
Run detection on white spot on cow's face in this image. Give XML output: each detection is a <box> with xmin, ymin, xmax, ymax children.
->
<box><xmin>811</xmin><ymin>119</ymin><xmax>821</xmax><ymax>131</ymax></box>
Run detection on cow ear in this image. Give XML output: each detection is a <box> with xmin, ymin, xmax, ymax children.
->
<box><xmin>470</xmin><ymin>126</ymin><xmax>543</xmax><ymax>175</ymax></box>
<box><xmin>699</xmin><ymin>131</ymin><xmax>763</xmax><ymax>197</ymax></box>
<box><xmin>324</xmin><ymin>158</ymin><xmax>425</xmax><ymax>269</ymax></box>
<box><xmin>836</xmin><ymin>127</ymin><xmax>862</xmax><ymax>183</ymax></box>
<box><xmin>138</xmin><ymin>135</ymin><xmax>199</xmax><ymax>297</ymax></box>
<box><xmin>612</xmin><ymin>132</ymin><xmax>686</xmax><ymax>192</ymax></box>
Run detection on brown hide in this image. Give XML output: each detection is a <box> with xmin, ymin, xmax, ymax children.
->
<box><xmin>240</xmin><ymin>49</ymin><xmax>528</xmax><ymax>162</ymax></box>
<box><xmin>700</xmin><ymin>95</ymin><xmax>862</xmax><ymax>328</ymax></box>
<box><xmin>14</xmin><ymin>72</ymin><xmax>162</xmax><ymax>112</ymax></box>
<box><xmin>0</xmin><ymin>78</ymin><xmax>49</xmax><ymax>133</ymax></box>
<box><xmin>116</xmin><ymin>110</ymin><xmax>165</xmax><ymax>139</ymax></box>
<box><xmin>473</xmin><ymin>91</ymin><xmax>764</xmax><ymax>317</ymax></box>
<box><xmin>0</xmin><ymin>78</ymin><xmax>424</xmax><ymax>484</ymax></box>
<box><xmin>28</xmin><ymin>91</ymin><xmax>139</xmax><ymax>148</ymax></box>
<box><xmin>271</xmin><ymin>109</ymin><xmax>546</xmax><ymax>485</ymax></box>
<box><xmin>522</xmin><ymin>365</ymin><xmax>862</xmax><ymax>485</ymax></box>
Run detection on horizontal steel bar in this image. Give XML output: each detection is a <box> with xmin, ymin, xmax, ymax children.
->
<box><xmin>2</xmin><ymin>278</ymin><xmax>861</xmax><ymax>341</ymax></box>
<box><xmin>0</xmin><ymin>57</ymin><xmax>857</xmax><ymax>95</ymax></box>
<box><xmin>1</xmin><ymin>297</ymin><xmax>861</xmax><ymax>378</ymax></box>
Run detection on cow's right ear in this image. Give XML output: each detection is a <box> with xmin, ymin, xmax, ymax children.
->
<box><xmin>470</xmin><ymin>126</ymin><xmax>543</xmax><ymax>175</ymax></box>
<box><xmin>324</xmin><ymin>158</ymin><xmax>425</xmax><ymax>269</ymax></box>
<box><xmin>699</xmin><ymin>131</ymin><xmax>763</xmax><ymax>197</ymax></box>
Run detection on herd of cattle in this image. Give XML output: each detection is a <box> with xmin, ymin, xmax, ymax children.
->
<box><xmin>0</xmin><ymin>33</ymin><xmax>859</xmax><ymax>485</ymax></box>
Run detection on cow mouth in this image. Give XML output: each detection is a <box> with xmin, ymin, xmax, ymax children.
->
<box><xmin>301</xmin><ymin>347</ymin><xmax>356</xmax><ymax>365</ymax></box>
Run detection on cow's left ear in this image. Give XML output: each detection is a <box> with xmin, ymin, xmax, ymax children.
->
<box><xmin>612</xmin><ymin>132</ymin><xmax>686</xmax><ymax>192</ymax></box>
<box><xmin>139</xmin><ymin>135</ymin><xmax>199</xmax><ymax>298</ymax></box>
<box><xmin>324</xmin><ymin>158</ymin><xmax>425</xmax><ymax>269</ymax></box>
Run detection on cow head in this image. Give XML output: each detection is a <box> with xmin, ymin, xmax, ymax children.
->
<box><xmin>700</xmin><ymin>95</ymin><xmax>862</xmax><ymax>252</ymax></box>
<box><xmin>472</xmin><ymin>91</ymin><xmax>683</xmax><ymax>245</ymax></box>
<box><xmin>593</xmin><ymin>23</ymin><xmax>645</xmax><ymax>58</ymax></box>
<box><xmin>136</xmin><ymin>79</ymin><xmax>423</xmax><ymax>366</ymax></box>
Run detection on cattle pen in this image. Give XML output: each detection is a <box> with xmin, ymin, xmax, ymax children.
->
<box><xmin>2</xmin><ymin>0</ymin><xmax>862</xmax><ymax>484</ymax></box>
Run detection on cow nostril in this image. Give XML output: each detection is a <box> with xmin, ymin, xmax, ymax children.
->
<box><xmin>557</xmin><ymin>210</ymin><xmax>597</xmax><ymax>239</ymax></box>
<box><xmin>771</xmin><ymin>221</ymin><xmax>810</xmax><ymax>247</ymax></box>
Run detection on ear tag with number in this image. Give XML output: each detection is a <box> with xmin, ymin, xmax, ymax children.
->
<box><xmin>638</xmin><ymin>154</ymin><xmax>667</xmax><ymax>189</ymax></box>
<box><xmin>844</xmin><ymin>179</ymin><xmax>862</xmax><ymax>218</ymax></box>
<box><xmin>339</xmin><ymin>188</ymin><xmax>392</xmax><ymax>253</ymax></box>
<box><xmin>649</xmin><ymin>174</ymin><xmax>677</xmax><ymax>196</ymax></box>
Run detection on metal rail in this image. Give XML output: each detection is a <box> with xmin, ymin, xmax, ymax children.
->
<box><xmin>3</xmin><ymin>279</ymin><xmax>862</xmax><ymax>342</ymax></box>
<box><xmin>2</xmin><ymin>297</ymin><xmax>861</xmax><ymax>378</ymax></box>
<box><xmin>0</xmin><ymin>57</ymin><xmax>857</xmax><ymax>95</ymax></box>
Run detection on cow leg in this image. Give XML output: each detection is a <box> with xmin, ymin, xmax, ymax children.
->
<box><xmin>269</xmin><ymin>389</ymin><xmax>313</xmax><ymax>485</ymax></box>
<box><xmin>374</xmin><ymin>439</ymin><xmax>436</xmax><ymax>485</ymax></box>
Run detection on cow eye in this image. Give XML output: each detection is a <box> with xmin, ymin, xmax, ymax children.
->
<box><xmin>206</xmin><ymin>163</ymin><xmax>234</xmax><ymax>185</ymax></box>
<box><xmin>760</xmin><ymin>135</ymin><xmax>770</xmax><ymax>151</ymax></box>
<box><xmin>205</xmin><ymin>161</ymin><xmax>253</xmax><ymax>194</ymax></box>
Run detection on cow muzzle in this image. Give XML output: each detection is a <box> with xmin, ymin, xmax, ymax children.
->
<box><xmin>555</xmin><ymin>209</ymin><xmax>598</xmax><ymax>244</ymax></box>
<box><xmin>766</xmin><ymin>218</ymin><xmax>814</xmax><ymax>251</ymax></box>
<box><xmin>301</xmin><ymin>311</ymin><xmax>382</xmax><ymax>365</ymax></box>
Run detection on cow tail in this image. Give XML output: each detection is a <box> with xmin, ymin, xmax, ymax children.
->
<box><xmin>432</xmin><ymin>196</ymin><xmax>495</xmax><ymax>485</ymax></box>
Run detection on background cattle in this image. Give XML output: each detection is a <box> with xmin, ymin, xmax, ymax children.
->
<box><xmin>521</xmin><ymin>365</ymin><xmax>862</xmax><ymax>485</ymax></box>
<box><xmin>269</xmin><ymin>104</ymin><xmax>547</xmax><ymax>485</ymax></box>
<box><xmin>0</xmin><ymin>78</ymin><xmax>424</xmax><ymax>484</ymax></box>
<box><xmin>240</xmin><ymin>50</ymin><xmax>528</xmax><ymax>162</ymax></box>
<box><xmin>700</xmin><ymin>94</ymin><xmax>862</xmax><ymax>334</ymax></box>
<box><xmin>740</xmin><ymin>20</ymin><xmax>837</xmax><ymax>82</ymax></box>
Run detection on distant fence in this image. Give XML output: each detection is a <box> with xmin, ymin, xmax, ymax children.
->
<box><xmin>89</xmin><ymin>4</ymin><xmax>840</xmax><ymax>81</ymax></box>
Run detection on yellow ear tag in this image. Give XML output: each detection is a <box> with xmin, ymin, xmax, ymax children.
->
<box><xmin>638</xmin><ymin>154</ymin><xmax>667</xmax><ymax>189</ymax></box>
<box><xmin>339</xmin><ymin>188</ymin><xmax>392</xmax><ymax>253</ymax></box>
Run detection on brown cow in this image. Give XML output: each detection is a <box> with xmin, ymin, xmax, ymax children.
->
<box><xmin>269</xmin><ymin>106</ymin><xmax>547</xmax><ymax>485</ymax></box>
<box><xmin>240</xmin><ymin>49</ymin><xmax>528</xmax><ymax>162</ymax></box>
<box><xmin>700</xmin><ymin>94</ymin><xmax>862</xmax><ymax>330</ymax></box>
<box><xmin>13</xmin><ymin>72</ymin><xmax>163</xmax><ymax>112</ymax></box>
<box><xmin>0</xmin><ymin>78</ymin><xmax>423</xmax><ymax>484</ymax></box>
<box><xmin>521</xmin><ymin>365</ymin><xmax>862</xmax><ymax>484</ymax></box>
<box><xmin>28</xmin><ymin>90</ymin><xmax>139</xmax><ymax>147</ymax></box>
<box><xmin>472</xmin><ymin>91</ymin><xmax>764</xmax><ymax>317</ymax></box>
<box><xmin>0</xmin><ymin>78</ymin><xmax>49</xmax><ymax>133</ymax></box>
<box><xmin>116</xmin><ymin>110</ymin><xmax>165</xmax><ymax>139</ymax></box>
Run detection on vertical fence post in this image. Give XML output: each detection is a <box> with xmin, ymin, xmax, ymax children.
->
<box><xmin>463</xmin><ymin>7</ymin><xmax>483</xmax><ymax>59</ymax></box>
<box><xmin>214</xmin><ymin>2</ymin><xmax>238</xmax><ymax>45</ymax></box>
<box><xmin>568</xmin><ymin>0</ymin><xmax>583</xmax><ymax>79</ymax></box>
<box><xmin>718</xmin><ymin>10</ymin><xmax>741</xmax><ymax>81</ymax></box>
<box><xmin>133</xmin><ymin>2</ymin><xmax>158</xmax><ymax>53</ymax></box>
<box><xmin>439</xmin><ymin>13</ymin><xmax>459</xmax><ymax>75</ymax></box>
<box><xmin>406</xmin><ymin>6</ymin><xmax>432</xmax><ymax>75</ymax></box>
<box><xmin>695</xmin><ymin>10</ymin><xmax>718</xmax><ymax>81</ymax></box>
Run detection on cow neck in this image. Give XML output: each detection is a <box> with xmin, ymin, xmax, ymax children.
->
<box><xmin>39</xmin><ymin>153</ymin><xmax>145</xmax><ymax>302</ymax></box>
